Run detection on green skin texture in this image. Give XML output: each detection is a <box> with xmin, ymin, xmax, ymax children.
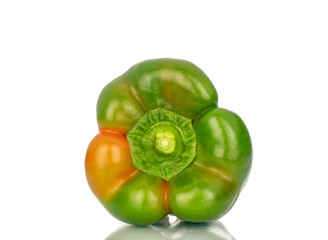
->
<box><xmin>106</xmin><ymin>172</ymin><xmax>168</xmax><ymax>225</ymax></box>
<box><xmin>96</xmin><ymin>59</ymin><xmax>252</xmax><ymax>225</ymax></box>
<box><xmin>97</xmin><ymin>58</ymin><xmax>218</xmax><ymax>132</ymax></box>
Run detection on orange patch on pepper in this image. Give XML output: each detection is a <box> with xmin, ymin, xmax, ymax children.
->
<box><xmin>85</xmin><ymin>131</ymin><xmax>137</xmax><ymax>201</ymax></box>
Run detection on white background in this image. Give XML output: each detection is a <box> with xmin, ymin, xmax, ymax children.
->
<box><xmin>1</xmin><ymin>1</ymin><xmax>328</xmax><ymax>239</ymax></box>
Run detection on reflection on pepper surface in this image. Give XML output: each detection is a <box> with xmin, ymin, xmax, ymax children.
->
<box><xmin>106</xmin><ymin>216</ymin><xmax>235</xmax><ymax>240</ymax></box>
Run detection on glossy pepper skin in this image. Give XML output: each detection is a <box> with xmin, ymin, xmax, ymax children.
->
<box><xmin>85</xmin><ymin>58</ymin><xmax>252</xmax><ymax>225</ymax></box>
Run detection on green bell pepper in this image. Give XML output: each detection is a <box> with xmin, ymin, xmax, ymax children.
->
<box><xmin>85</xmin><ymin>58</ymin><xmax>252</xmax><ymax>225</ymax></box>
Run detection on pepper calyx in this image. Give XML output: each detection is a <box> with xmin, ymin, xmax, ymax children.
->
<box><xmin>127</xmin><ymin>108</ymin><xmax>196</xmax><ymax>181</ymax></box>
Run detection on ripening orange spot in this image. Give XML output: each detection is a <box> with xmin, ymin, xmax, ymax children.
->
<box><xmin>85</xmin><ymin>132</ymin><xmax>138</xmax><ymax>201</ymax></box>
<box><xmin>163</xmin><ymin>181</ymin><xmax>169</xmax><ymax>212</ymax></box>
<box><xmin>108</xmin><ymin>168</ymin><xmax>139</xmax><ymax>197</ymax></box>
<box><xmin>100</xmin><ymin>128</ymin><xmax>126</xmax><ymax>135</ymax></box>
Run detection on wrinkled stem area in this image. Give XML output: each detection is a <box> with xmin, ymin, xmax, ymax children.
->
<box><xmin>126</xmin><ymin>108</ymin><xmax>196</xmax><ymax>181</ymax></box>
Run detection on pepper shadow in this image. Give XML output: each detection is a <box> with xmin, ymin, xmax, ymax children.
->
<box><xmin>106</xmin><ymin>216</ymin><xmax>235</xmax><ymax>240</ymax></box>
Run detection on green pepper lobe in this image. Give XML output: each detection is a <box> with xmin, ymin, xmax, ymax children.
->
<box><xmin>127</xmin><ymin>108</ymin><xmax>196</xmax><ymax>181</ymax></box>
